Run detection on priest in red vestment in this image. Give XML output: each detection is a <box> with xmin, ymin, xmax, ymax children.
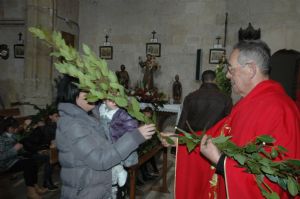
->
<box><xmin>162</xmin><ymin>40</ymin><xmax>300</xmax><ymax>199</ymax></box>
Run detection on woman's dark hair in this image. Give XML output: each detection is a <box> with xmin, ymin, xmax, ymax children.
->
<box><xmin>0</xmin><ymin>117</ymin><xmax>19</xmax><ymax>134</ymax></box>
<box><xmin>56</xmin><ymin>75</ymin><xmax>80</xmax><ymax>104</ymax></box>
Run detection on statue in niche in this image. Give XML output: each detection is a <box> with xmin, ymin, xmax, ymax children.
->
<box><xmin>116</xmin><ymin>64</ymin><xmax>130</xmax><ymax>89</ymax></box>
<box><xmin>138</xmin><ymin>54</ymin><xmax>160</xmax><ymax>90</ymax></box>
<box><xmin>172</xmin><ymin>74</ymin><xmax>182</xmax><ymax>104</ymax></box>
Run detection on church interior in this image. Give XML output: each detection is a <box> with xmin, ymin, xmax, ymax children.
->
<box><xmin>0</xmin><ymin>0</ymin><xmax>300</xmax><ymax>199</ymax></box>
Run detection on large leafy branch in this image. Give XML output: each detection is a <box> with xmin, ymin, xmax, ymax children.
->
<box><xmin>29</xmin><ymin>27</ymin><xmax>152</xmax><ymax>125</ymax></box>
<box><xmin>29</xmin><ymin>27</ymin><xmax>177</xmax><ymax>145</ymax></box>
<box><xmin>215</xmin><ymin>55</ymin><xmax>231</xmax><ymax>96</ymax></box>
<box><xmin>177</xmin><ymin>127</ymin><xmax>300</xmax><ymax>199</ymax></box>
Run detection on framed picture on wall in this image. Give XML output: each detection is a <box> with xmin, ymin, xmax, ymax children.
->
<box><xmin>99</xmin><ymin>46</ymin><xmax>113</xmax><ymax>60</ymax></box>
<box><xmin>146</xmin><ymin>43</ymin><xmax>161</xmax><ymax>57</ymax></box>
<box><xmin>209</xmin><ymin>49</ymin><xmax>225</xmax><ymax>64</ymax></box>
<box><xmin>14</xmin><ymin>44</ymin><xmax>24</xmax><ymax>58</ymax></box>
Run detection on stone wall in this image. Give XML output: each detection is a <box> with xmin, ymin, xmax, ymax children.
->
<box><xmin>79</xmin><ymin>0</ymin><xmax>300</xmax><ymax>102</ymax></box>
<box><xmin>0</xmin><ymin>0</ymin><xmax>25</xmax><ymax>108</ymax></box>
<box><xmin>1</xmin><ymin>0</ymin><xmax>300</xmax><ymax>112</ymax></box>
<box><xmin>79</xmin><ymin>0</ymin><xmax>226</xmax><ymax>100</ymax></box>
<box><xmin>0</xmin><ymin>0</ymin><xmax>79</xmax><ymax>114</ymax></box>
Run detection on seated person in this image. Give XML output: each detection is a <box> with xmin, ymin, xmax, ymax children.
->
<box><xmin>40</xmin><ymin>110</ymin><xmax>59</xmax><ymax>189</ymax></box>
<box><xmin>20</xmin><ymin>115</ymin><xmax>58</xmax><ymax>191</ymax></box>
<box><xmin>0</xmin><ymin>117</ymin><xmax>44</xmax><ymax>199</ymax></box>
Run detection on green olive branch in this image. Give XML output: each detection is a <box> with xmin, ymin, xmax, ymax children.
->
<box><xmin>175</xmin><ymin>127</ymin><xmax>300</xmax><ymax>199</ymax></box>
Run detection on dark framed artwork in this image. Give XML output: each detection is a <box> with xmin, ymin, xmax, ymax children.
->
<box><xmin>146</xmin><ymin>43</ymin><xmax>161</xmax><ymax>57</ymax></box>
<box><xmin>99</xmin><ymin>46</ymin><xmax>113</xmax><ymax>60</ymax></box>
<box><xmin>14</xmin><ymin>44</ymin><xmax>24</xmax><ymax>58</ymax></box>
<box><xmin>209</xmin><ymin>49</ymin><xmax>225</xmax><ymax>64</ymax></box>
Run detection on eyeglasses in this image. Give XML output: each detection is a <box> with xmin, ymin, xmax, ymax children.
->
<box><xmin>226</xmin><ymin>64</ymin><xmax>235</xmax><ymax>74</ymax></box>
<box><xmin>226</xmin><ymin>62</ymin><xmax>252</xmax><ymax>75</ymax></box>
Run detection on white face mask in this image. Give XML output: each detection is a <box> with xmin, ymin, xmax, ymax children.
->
<box><xmin>99</xmin><ymin>103</ymin><xmax>119</xmax><ymax>120</ymax></box>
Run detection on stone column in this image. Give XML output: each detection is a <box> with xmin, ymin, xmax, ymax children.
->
<box><xmin>23</xmin><ymin>0</ymin><xmax>55</xmax><ymax>115</ymax></box>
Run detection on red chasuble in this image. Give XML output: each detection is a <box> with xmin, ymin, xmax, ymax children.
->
<box><xmin>175</xmin><ymin>80</ymin><xmax>300</xmax><ymax>199</ymax></box>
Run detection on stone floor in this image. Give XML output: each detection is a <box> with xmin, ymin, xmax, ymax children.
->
<box><xmin>0</xmin><ymin>149</ymin><xmax>176</xmax><ymax>199</ymax></box>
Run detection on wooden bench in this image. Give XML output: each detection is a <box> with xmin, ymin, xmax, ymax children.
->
<box><xmin>0</xmin><ymin>108</ymin><xmax>21</xmax><ymax>117</ymax></box>
<box><xmin>0</xmin><ymin>108</ymin><xmax>31</xmax><ymax>124</ymax></box>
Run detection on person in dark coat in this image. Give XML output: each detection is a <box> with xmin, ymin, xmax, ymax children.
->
<box><xmin>172</xmin><ymin>70</ymin><xmax>232</xmax><ymax>154</ymax></box>
<box><xmin>55</xmin><ymin>75</ymin><xmax>156</xmax><ymax>199</ymax></box>
<box><xmin>177</xmin><ymin>70</ymin><xmax>232</xmax><ymax>132</ymax></box>
<box><xmin>20</xmin><ymin>114</ymin><xmax>59</xmax><ymax>191</ymax></box>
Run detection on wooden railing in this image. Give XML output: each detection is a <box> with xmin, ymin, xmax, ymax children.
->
<box><xmin>127</xmin><ymin>145</ymin><xmax>169</xmax><ymax>199</ymax></box>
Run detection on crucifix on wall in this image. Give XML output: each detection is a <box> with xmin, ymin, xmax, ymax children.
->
<box><xmin>99</xmin><ymin>33</ymin><xmax>113</xmax><ymax>60</ymax></box>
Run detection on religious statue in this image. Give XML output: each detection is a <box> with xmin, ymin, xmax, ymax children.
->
<box><xmin>138</xmin><ymin>54</ymin><xmax>160</xmax><ymax>90</ymax></box>
<box><xmin>172</xmin><ymin>74</ymin><xmax>182</xmax><ymax>104</ymax></box>
<box><xmin>116</xmin><ymin>64</ymin><xmax>130</xmax><ymax>89</ymax></box>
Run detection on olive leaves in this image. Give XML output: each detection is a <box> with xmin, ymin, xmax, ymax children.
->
<box><xmin>176</xmin><ymin>127</ymin><xmax>300</xmax><ymax>199</ymax></box>
<box><xmin>215</xmin><ymin>60</ymin><xmax>231</xmax><ymax>96</ymax></box>
<box><xmin>29</xmin><ymin>27</ymin><xmax>149</xmax><ymax>124</ymax></box>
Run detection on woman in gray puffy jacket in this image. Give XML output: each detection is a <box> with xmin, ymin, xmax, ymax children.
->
<box><xmin>55</xmin><ymin>75</ymin><xmax>156</xmax><ymax>199</ymax></box>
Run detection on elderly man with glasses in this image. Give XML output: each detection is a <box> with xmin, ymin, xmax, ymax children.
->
<box><xmin>162</xmin><ymin>40</ymin><xmax>300</xmax><ymax>199</ymax></box>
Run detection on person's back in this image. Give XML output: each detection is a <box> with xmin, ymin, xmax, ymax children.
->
<box><xmin>177</xmin><ymin>70</ymin><xmax>232</xmax><ymax>132</ymax></box>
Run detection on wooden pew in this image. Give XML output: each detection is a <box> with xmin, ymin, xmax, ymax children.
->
<box><xmin>0</xmin><ymin>108</ymin><xmax>31</xmax><ymax>124</ymax></box>
<box><xmin>0</xmin><ymin>108</ymin><xmax>20</xmax><ymax>117</ymax></box>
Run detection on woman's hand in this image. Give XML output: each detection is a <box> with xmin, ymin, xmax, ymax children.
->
<box><xmin>200</xmin><ymin>134</ymin><xmax>221</xmax><ymax>165</ymax></box>
<box><xmin>160</xmin><ymin>132</ymin><xmax>177</xmax><ymax>147</ymax></box>
<box><xmin>138</xmin><ymin>124</ymin><xmax>156</xmax><ymax>140</ymax></box>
